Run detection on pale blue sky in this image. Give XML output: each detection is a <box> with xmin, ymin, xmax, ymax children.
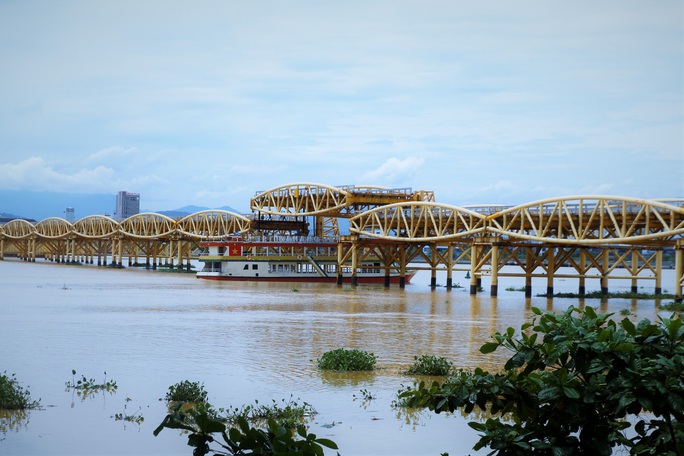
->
<box><xmin>0</xmin><ymin>0</ymin><xmax>682</xmax><ymax>216</ymax></box>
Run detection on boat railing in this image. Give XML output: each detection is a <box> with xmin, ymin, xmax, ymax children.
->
<box><xmin>244</xmin><ymin>235</ymin><xmax>339</xmax><ymax>244</ymax></box>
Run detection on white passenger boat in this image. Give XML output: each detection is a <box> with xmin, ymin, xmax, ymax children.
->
<box><xmin>196</xmin><ymin>236</ymin><xmax>415</xmax><ymax>284</ymax></box>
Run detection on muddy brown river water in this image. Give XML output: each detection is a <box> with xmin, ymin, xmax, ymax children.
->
<box><xmin>0</xmin><ymin>259</ymin><xmax>673</xmax><ymax>455</ymax></box>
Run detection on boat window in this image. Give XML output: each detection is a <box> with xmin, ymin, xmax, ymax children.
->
<box><xmin>243</xmin><ymin>264</ymin><xmax>249</xmax><ymax>270</ymax></box>
<box><xmin>252</xmin><ymin>264</ymin><xmax>258</xmax><ymax>270</ymax></box>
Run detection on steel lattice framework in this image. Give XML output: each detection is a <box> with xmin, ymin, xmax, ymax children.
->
<box><xmin>349</xmin><ymin>202</ymin><xmax>488</xmax><ymax>241</ymax></box>
<box><xmin>176</xmin><ymin>210</ymin><xmax>251</xmax><ymax>239</ymax></box>
<box><xmin>1</xmin><ymin>185</ymin><xmax>682</xmax><ymax>299</ymax></box>
<box><xmin>486</xmin><ymin>196</ymin><xmax>684</xmax><ymax>245</ymax></box>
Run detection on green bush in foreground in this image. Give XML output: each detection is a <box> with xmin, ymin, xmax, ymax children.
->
<box><xmin>155</xmin><ymin>402</ymin><xmax>339</xmax><ymax>456</ymax></box>
<box><xmin>398</xmin><ymin>307</ymin><xmax>684</xmax><ymax>455</ymax></box>
<box><xmin>316</xmin><ymin>348</ymin><xmax>377</xmax><ymax>372</ymax></box>
<box><xmin>0</xmin><ymin>372</ymin><xmax>40</xmax><ymax>410</ymax></box>
<box><xmin>166</xmin><ymin>380</ymin><xmax>209</xmax><ymax>403</ymax></box>
<box><xmin>404</xmin><ymin>354</ymin><xmax>453</xmax><ymax>376</ymax></box>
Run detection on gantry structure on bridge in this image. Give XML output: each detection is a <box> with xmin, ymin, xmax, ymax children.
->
<box><xmin>1</xmin><ymin>182</ymin><xmax>683</xmax><ymax>301</ymax></box>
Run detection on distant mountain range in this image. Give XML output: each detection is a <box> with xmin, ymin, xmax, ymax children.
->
<box><xmin>0</xmin><ymin>189</ymin><xmax>246</xmax><ymax>222</ymax></box>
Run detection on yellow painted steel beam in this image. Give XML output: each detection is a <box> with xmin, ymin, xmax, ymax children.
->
<box><xmin>73</xmin><ymin>215</ymin><xmax>119</xmax><ymax>239</ymax></box>
<box><xmin>1</xmin><ymin>219</ymin><xmax>35</xmax><ymax>239</ymax></box>
<box><xmin>486</xmin><ymin>196</ymin><xmax>684</xmax><ymax>245</ymax></box>
<box><xmin>119</xmin><ymin>213</ymin><xmax>176</xmax><ymax>239</ymax></box>
<box><xmin>250</xmin><ymin>183</ymin><xmax>350</xmax><ymax>216</ymax></box>
<box><xmin>35</xmin><ymin>217</ymin><xmax>73</xmax><ymax>239</ymax></box>
<box><xmin>176</xmin><ymin>210</ymin><xmax>251</xmax><ymax>239</ymax></box>
<box><xmin>349</xmin><ymin>202</ymin><xmax>488</xmax><ymax>242</ymax></box>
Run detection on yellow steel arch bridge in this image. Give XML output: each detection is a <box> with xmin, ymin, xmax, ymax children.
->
<box><xmin>1</xmin><ymin>183</ymin><xmax>683</xmax><ymax>300</ymax></box>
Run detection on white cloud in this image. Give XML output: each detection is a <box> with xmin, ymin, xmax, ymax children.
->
<box><xmin>0</xmin><ymin>157</ymin><xmax>116</xmax><ymax>193</ymax></box>
<box><xmin>361</xmin><ymin>157</ymin><xmax>425</xmax><ymax>185</ymax></box>
<box><xmin>0</xmin><ymin>0</ymin><xmax>680</xmax><ymax>215</ymax></box>
<box><xmin>86</xmin><ymin>146</ymin><xmax>137</xmax><ymax>163</ymax></box>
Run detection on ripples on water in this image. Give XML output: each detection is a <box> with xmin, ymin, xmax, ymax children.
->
<box><xmin>0</xmin><ymin>260</ymin><xmax>671</xmax><ymax>455</ymax></box>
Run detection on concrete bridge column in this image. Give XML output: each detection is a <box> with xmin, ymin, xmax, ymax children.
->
<box><xmin>336</xmin><ymin>243</ymin><xmax>343</xmax><ymax>285</ymax></box>
<box><xmin>600</xmin><ymin>249</ymin><xmax>609</xmax><ymax>295</ymax></box>
<box><xmin>469</xmin><ymin>244</ymin><xmax>478</xmax><ymax>295</ymax></box>
<box><xmin>446</xmin><ymin>245</ymin><xmax>454</xmax><ymax>289</ymax></box>
<box><xmin>630</xmin><ymin>250</ymin><xmax>639</xmax><ymax>293</ymax></box>
<box><xmin>430</xmin><ymin>259</ymin><xmax>437</xmax><ymax>289</ymax></box>
<box><xmin>578</xmin><ymin>248</ymin><xmax>586</xmax><ymax>296</ymax></box>
<box><xmin>675</xmin><ymin>242</ymin><xmax>683</xmax><ymax>303</ymax></box>
<box><xmin>490</xmin><ymin>245</ymin><xmax>499</xmax><ymax>296</ymax></box>
<box><xmin>350</xmin><ymin>242</ymin><xmax>358</xmax><ymax>287</ymax></box>
<box><xmin>546</xmin><ymin>247</ymin><xmax>555</xmax><ymax>296</ymax></box>
<box><xmin>399</xmin><ymin>245</ymin><xmax>406</xmax><ymax>289</ymax></box>
<box><xmin>655</xmin><ymin>250</ymin><xmax>663</xmax><ymax>295</ymax></box>
<box><xmin>524</xmin><ymin>249</ymin><xmax>533</xmax><ymax>298</ymax></box>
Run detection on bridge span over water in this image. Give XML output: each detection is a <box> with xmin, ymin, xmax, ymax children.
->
<box><xmin>1</xmin><ymin>183</ymin><xmax>683</xmax><ymax>300</ymax></box>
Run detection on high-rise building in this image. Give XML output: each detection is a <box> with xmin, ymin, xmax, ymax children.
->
<box><xmin>65</xmin><ymin>207</ymin><xmax>75</xmax><ymax>223</ymax></box>
<box><xmin>114</xmin><ymin>191</ymin><xmax>140</xmax><ymax>220</ymax></box>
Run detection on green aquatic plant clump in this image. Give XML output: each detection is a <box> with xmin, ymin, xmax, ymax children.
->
<box><xmin>317</xmin><ymin>348</ymin><xmax>378</xmax><ymax>371</ymax></box>
<box><xmin>405</xmin><ymin>354</ymin><xmax>453</xmax><ymax>376</ymax></box>
<box><xmin>166</xmin><ymin>380</ymin><xmax>208</xmax><ymax>403</ymax></box>
<box><xmin>65</xmin><ymin>369</ymin><xmax>117</xmax><ymax>391</ymax></box>
<box><xmin>224</xmin><ymin>396</ymin><xmax>317</xmax><ymax>429</ymax></box>
<box><xmin>0</xmin><ymin>372</ymin><xmax>40</xmax><ymax>410</ymax></box>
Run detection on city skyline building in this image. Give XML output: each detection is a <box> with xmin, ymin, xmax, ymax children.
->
<box><xmin>64</xmin><ymin>207</ymin><xmax>75</xmax><ymax>223</ymax></box>
<box><xmin>114</xmin><ymin>191</ymin><xmax>140</xmax><ymax>221</ymax></box>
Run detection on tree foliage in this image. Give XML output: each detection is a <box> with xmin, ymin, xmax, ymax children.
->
<box><xmin>398</xmin><ymin>307</ymin><xmax>684</xmax><ymax>455</ymax></box>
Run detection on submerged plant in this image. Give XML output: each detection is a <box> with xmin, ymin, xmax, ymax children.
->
<box><xmin>404</xmin><ymin>354</ymin><xmax>453</xmax><ymax>376</ymax></box>
<box><xmin>316</xmin><ymin>348</ymin><xmax>378</xmax><ymax>372</ymax></box>
<box><xmin>0</xmin><ymin>372</ymin><xmax>40</xmax><ymax>410</ymax></box>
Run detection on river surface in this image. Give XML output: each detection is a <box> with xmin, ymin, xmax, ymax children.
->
<box><xmin>0</xmin><ymin>259</ymin><xmax>675</xmax><ymax>455</ymax></box>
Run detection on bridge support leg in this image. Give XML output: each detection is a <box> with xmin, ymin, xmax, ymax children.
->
<box><xmin>384</xmin><ymin>273</ymin><xmax>390</xmax><ymax>288</ymax></box>
<box><xmin>600</xmin><ymin>250</ymin><xmax>609</xmax><ymax>295</ymax></box>
<box><xmin>630</xmin><ymin>250</ymin><xmax>639</xmax><ymax>293</ymax></box>
<box><xmin>446</xmin><ymin>246</ymin><xmax>454</xmax><ymax>290</ymax></box>
<box><xmin>546</xmin><ymin>247</ymin><xmax>555</xmax><ymax>297</ymax></box>
<box><xmin>351</xmin><ymin>243</ymin><xmax>358</xmax><ymax>287</ymax></box>
<box><xmin>655</xmin><ymin>250</ymin><xmax>663</xmax><ymax>295</ymax></box>
<box><xmin>336</xmin><ymin>244</ymin><xmax>344</xmax><ymax>286</ymax></box>
<box><xmin>578</xmin><ymin>248</ymin><xmax>586</xmax><ymax>296</ymax></box>
<box><xmin>675</xmin><ymin>245</ymin><xmax>683</xmax><ymax>302</ymax></box>
<box><xmin>469</xmin><ymin>244</ymin><xmax>478</xmax><ymax>295</ymax></box>
<box><xmin>399</xmin><ymin>246</ymin><xmax>406</xmax><ymax>289</ymax></box>
<box><xmin>490</xmin><ymin>245</ymin><xmax>499</xmax><ymax>297</ymax></box>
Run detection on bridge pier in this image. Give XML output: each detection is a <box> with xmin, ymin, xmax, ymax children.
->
<box><xmin>675</xmin><ymin>242</ymin><xmax>683</xmax><ymax>302</ymax></box>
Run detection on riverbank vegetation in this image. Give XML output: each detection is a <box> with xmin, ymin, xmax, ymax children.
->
<box><xmin>398</xmin><ymin>307</ymin><xmax>684</xmax><ymax>455</ymax></box>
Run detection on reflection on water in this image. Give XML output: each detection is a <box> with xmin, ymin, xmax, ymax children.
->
<box><xmin>0</xmin><ymin>409</ymin><xmax>30</xmax><ymax>435</ymax></box>
<box><xmin>0</xmin><ymin>259</ymin><xmax>674</xmax><ymax>455</ymax></box>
